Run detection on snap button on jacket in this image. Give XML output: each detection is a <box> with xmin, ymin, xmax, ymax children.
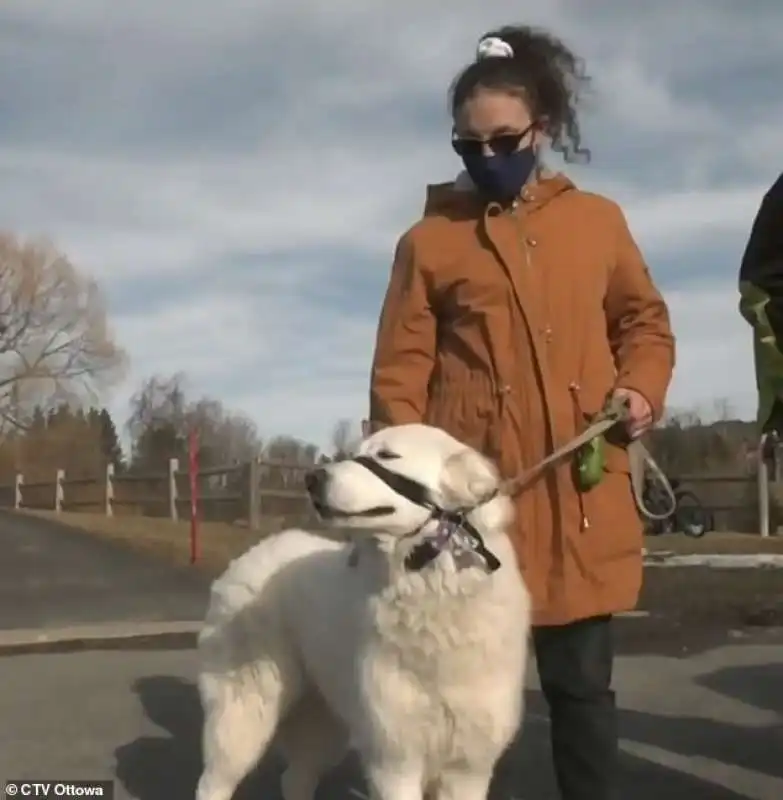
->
<box><xmin>369</xmin><ymin>173</ymin><xmax>676</xmax><ymax>626</ymax></box>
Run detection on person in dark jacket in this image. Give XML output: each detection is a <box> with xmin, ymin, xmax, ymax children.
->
<box><xmin>738</xmin><ymin>172</ymin><xmax>783</xmax><ymax>433</ymax></box>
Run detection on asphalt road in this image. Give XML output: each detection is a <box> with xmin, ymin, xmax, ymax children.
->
<box><xmin>0</xmin><ymin>511</ymin><xmax>209</xmax><ymax>630</ymax></box>
<box><xmin>1</xmin><ymin>505</ymin><xmax>779</xmax><ymax>655</ymax></box>
<box><xmin>1</xmin><ymin>510</ymin><xmax>782</xmax><ymax>797</ymax></box>
<box><xmin>0</xmin><ymin>641</ymin><xmax>781</xmax><ymax>800</ymax></box>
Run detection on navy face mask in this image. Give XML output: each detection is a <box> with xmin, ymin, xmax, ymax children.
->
<box><xmin>461</xmin><ymin>145</ymin><xmax>537</xmax><ymax>203</ymax></box>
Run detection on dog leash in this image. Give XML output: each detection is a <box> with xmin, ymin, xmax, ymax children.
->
<box><xmin>346</xmin><ymin>397</ymin><xmax>675</xmax><ymax>574</ymax></box>
<box><xmin>499</xmin><ymin>395</ymin><xmax>676</xmax><ymax>520</ymax></box>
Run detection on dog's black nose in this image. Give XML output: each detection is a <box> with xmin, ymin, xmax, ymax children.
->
<box><xmin>305</xmin><ymin>467</ymin><xmax>328</xmax><ymax>497</ymax></box>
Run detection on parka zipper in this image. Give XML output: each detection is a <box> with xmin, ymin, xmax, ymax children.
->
<box><xmin>516</xmin><ymin>215</ymin><xmax>570</xmax><ymax>539</ymax></box>
<box><xmin>512</xmin><ymin>195</ymin><xmax>590</xmax><ymax>534</ymax></box>
<box><xmin>512</xmin><ymin>203</ymin><xmax>585</xmax><ymax>542</ymax></box>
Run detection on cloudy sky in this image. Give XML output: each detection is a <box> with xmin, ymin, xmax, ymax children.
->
<box><xmin>0</xmin><ymin>0</ymin><xmax>780</xmax><ymax>449</ymax></box>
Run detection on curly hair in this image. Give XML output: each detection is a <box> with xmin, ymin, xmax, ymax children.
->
<box><xmin>449</xmin><ymin>25</ymin><xmax>591</xmax><ymax>163</ymax></box>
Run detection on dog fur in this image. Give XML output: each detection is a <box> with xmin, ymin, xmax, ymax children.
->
<box><xmin>196</xmin><ymin>423</ymin><xmax>530</xmax><ymax>800</ymax></box>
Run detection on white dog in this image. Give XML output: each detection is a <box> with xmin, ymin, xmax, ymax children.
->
<box><xmin>196</xmin><ymin>423</ymin><xmax>530</xmax><ymax>800</ymax></box>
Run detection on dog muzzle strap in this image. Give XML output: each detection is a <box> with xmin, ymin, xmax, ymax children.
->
<box><xmin>352</xmin><ymin>455</ymin><xmax>501</xmax><ymax>573</ymax></box>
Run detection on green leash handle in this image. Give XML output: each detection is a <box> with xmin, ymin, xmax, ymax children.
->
<box><xmin>576</xmin><ymin>435</ymin><xmax>605</xmax><ymax>491</ymax></box>
<box><xmin>500</xmin><ymin>393</ymin><xmax>676</xmax><ymax>519</ymax></box>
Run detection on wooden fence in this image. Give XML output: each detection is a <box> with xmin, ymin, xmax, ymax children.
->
<box><xmin>0</xmin><ymin>457</ymin><xmax>316</xmax><ymax>529</ymax></box>
<box><xmin>670</xmin><ymin>434</ymin><xmax>783</xmax><ymax>536</ymax></box>
<box><xmin>665</xmin><ymin>471</ymin><xmax>760</xmax><ymax>532</ymax></box>
<box><xmin>1</xmin><ymin>449</ymin><xmax>781</xmax><ymax>535</ymax></box>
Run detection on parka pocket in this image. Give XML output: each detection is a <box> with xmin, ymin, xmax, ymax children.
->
<box><xmin>580</xmin><ymin>470</ymin><xmax>643</xmax><ymax>570</ymax></box>
<box><xmin>580</xmin><ymin>440</ymin><xmax>642</xmax><ymax>568</ymax></box>
<box><xmin>424</xmin><ymin>371</ymin><xmax>495</xmax><ymax>453</ymax></box>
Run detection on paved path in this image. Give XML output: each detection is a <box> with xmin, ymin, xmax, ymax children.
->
<box><xmin>2</xmin><ymin>510</ymin><xmax>782</xmax><ymax>797</ymax></box>
<box><xmin>1</xmin><ymin>641</ymin><xmax>781</xmax><ymax>800</ymax></box>
<box><xmin>645</xmin><ymin>552</ymin><xmax>783</xmax><ymax>568</ymax></box>
<box><xmin>0</xmin><ymin>511</ymin><xmax>209</xmax><ymax>631</ymax></box>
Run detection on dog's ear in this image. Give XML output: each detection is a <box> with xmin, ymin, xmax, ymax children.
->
<box><xmin>439</xmin><ymin>447</ymin><xmax>499</xmax><ymax>508</ymax></box>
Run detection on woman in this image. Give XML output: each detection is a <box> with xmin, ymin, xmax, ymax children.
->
<box><xmin>369</xmin><ymin>24</ymin><xmax>675</xmax><ymax>800</ymax></box>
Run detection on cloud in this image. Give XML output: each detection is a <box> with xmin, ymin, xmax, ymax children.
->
<box><xmin>0</xmin><ymin>0</ymin><xmax>780</xmax><ymax>450</ymax></box>
<box><xmin>664</xmin><ymin>286</ymin><xmax>757</xmax><ymax>420</ymax></box>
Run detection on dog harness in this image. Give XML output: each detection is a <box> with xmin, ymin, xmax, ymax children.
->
<box><xmin>352</xmin><ymin>455</ymin><xmax>502</xmax><ymax>573</ymax></box>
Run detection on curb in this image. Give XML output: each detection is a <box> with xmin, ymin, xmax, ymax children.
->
<box><xmin>0</xmin><ymin>620</ymin><xmax>202</xmax><ymax>656</ymax></box>
<box><xmin>643</xmin><ymin>553</ymin><xmax>783</xmax><ymax>568</ymax></box>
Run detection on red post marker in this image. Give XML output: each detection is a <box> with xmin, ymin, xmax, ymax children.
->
<box><xmin>189</xmin><ymin>428</ymin><xmax>199</xmax><ymax>564</ymax></box>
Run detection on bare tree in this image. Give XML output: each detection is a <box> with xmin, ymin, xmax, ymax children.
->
<box><xmin>659</xmin><ymin>407</ymin><xmax>702</xmax><ymax>429</ymax></box>
<box><xmin>708</xmin><ymin>397</ymin><xmax>735</xmax><ymax>422</ymax></box>
<box><xmin>126</xmin><ymin>372</ymin><xmax>264</xmax><ymax>469</ymax></box>
<box><xmin>0</xmin><ymin>233</ymin><xmax>128</xmax><ymax>430</ymax></box>
<box><xmin>125</xmin><ymin>373</ymin><xmax>188</xmax><ymax>469</ymax></box>
<box><xmin>263</xmin><ymin>435</ymin><xmax>319</xmax><ymax>465</ymax></box>
<box><xmin>329</xmin><ymin>418</ymin><xmax>361</xmax><ymax>461</ymax></box>
<box><xmin>126</xmin><ymin>373</ymin><xmax>188</xmax><ymax>436</ymax></box>
<box><xmin>188</xmin><ymin>396</ymin><xmax>262</xmax><ymax>465</ymax></box>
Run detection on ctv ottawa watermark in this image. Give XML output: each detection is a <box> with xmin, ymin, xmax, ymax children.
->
<box><xmin>4</xmin><ymin>782</ymin><xmax>112</xmax><ymax>798</ymax></box>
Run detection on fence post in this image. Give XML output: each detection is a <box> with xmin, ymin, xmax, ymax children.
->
<box><xmin>105</xmin><ymin>463</ymin><xmax>115</xmax><ymax>517</ymax></box>
<box><xmin>758</xmin><ymin>433</ymin><xmax>770</xmax><ymax>538</ymax></box>
<box><xmin>188</xmin><ymin>430</ymin><xmax>199</xmax><ymax>565</ymax></box>
<box><xmin>169</xmin><ymin>458</ymin><xmax>179</xmax><ymax>521</ymax></box>
<box><xmin>55</xmin><ymin>469</ymin><xmax>65</xmax><ymax>513</ymax></box>
<box><xmin>14</xmin><ymin>473</ymin><xmax>23</xmax><ymax>510</ymax></box>
<box><xmin>248</xmin><ymin>458</ymin><xmax>260</xmax><ymax>530</ymax></box>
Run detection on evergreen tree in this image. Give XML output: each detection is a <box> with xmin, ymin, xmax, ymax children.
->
<box><xmin>97</xmin><ymin>408</ymin><xmax>125</xmax><ymax>470</ymax></box>
<box><xmin>47</xmin><ymin>403</ymin><xmax>72</xmax><ymax>430</ymax></box>
<box><xmin>131</xmin><ymin>421</ymin><xmax>184</xmax><ymax>472</ymax></box>
<box><xmin>29</xmin><ymin>405</ymin><xmax>47</xmax><ymax>433</ymax></box>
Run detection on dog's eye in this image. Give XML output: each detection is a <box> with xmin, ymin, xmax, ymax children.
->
<box><xmin>375</xmin><ymin>448</ymin><xmax>400</xmax><ymax>461</ymax></box>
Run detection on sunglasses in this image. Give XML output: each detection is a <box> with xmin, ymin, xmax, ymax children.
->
<box><xmin>451</xmin><ymin>122</ymin><xmax>537</xmax><ymax>158</ymax></box>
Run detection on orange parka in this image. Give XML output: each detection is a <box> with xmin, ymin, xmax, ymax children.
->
<box><xmin>369</xmin><ymin>173</ymin><xmax>675</xmax><ymax>626</ymax></box>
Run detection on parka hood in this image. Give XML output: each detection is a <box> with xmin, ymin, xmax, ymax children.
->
<box><xmin>423</xmin><ymin>170</ymin><xmax>577</xmax><ymax>217</ymax></box>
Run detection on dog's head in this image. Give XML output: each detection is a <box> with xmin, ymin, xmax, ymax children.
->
<box><xmin>305</xmin><ymin>424</ymin><xmax>512</xmax><ymax>539</ymax></box>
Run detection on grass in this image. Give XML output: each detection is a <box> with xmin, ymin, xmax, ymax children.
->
<box><xmin>20</xmin><ymin>509</ymin><xmax>783</xmax><ymax>570</ymax></box>
<box><xmin>19</xmin><ymin>509</ymin><xmax>285</xmax><ymax>576</ymax></box>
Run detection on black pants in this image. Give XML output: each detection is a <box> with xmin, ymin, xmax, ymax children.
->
<box><xmin>533</xmin><ymin>615</ymin><xmax>617</xmax><ymax>800</ymax></box>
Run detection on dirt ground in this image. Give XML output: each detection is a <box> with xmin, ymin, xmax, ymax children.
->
<box><xmin>621</xmin><ymin>566</ymin><xmax>783</xmax><ymax>655</ymax></box>
<box><xmin>18</xmin><ymin>510</ymin><xmax>783</xmax><ymax>655</ymax></box>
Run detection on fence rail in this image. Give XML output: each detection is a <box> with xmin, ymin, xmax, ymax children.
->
<box><xmin>0</xmin><ymin>456</ymin><xmax>316</xmax><ymax>529</ymax></box>
<box><xmin>2</xmin><ymin>437</ymin><xmax>782</xmax><ymax>535</ymax></box>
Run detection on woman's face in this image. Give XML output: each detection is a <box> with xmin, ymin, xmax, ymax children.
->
<box><xmin>453</xmin><ymin>89</ymin><xmax>540</xmax><ymax>154</ymax></box>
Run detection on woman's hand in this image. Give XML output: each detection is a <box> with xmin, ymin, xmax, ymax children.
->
<box><xmin>612</xmin><ymin>388</ymin><xmax>653</xmax><ymax>439</ymax></box>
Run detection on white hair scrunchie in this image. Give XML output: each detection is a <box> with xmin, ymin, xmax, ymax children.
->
<box><xmin>476</xmin><ymin>36</ymin><xmax>514</xmax><ymax>60</ymax></box>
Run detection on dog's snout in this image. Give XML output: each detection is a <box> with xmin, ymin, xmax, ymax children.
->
<box><xmin>305</xmin><ymin>467</ymin><xmax>328</xmax><ymax>497</ymax></box>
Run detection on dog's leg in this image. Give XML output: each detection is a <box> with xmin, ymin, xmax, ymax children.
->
<box><xmin>277</xmin><ymin>693</ymin><xmax>349</xmax><ymax>800</ymax></box>
<box><xmin>364</xmin><ymin>760</ymin><xmax>424</xmax><ymax>800</ymax></box>
<box><xmin>429</xmin><ymin>765</ymin><xmax>494</xmax><ymax>800</ymax></box>
<box><xmin>196</xmin><ymin>674</ymin><xmax>288</xmax><ymax>800</ymax></box>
